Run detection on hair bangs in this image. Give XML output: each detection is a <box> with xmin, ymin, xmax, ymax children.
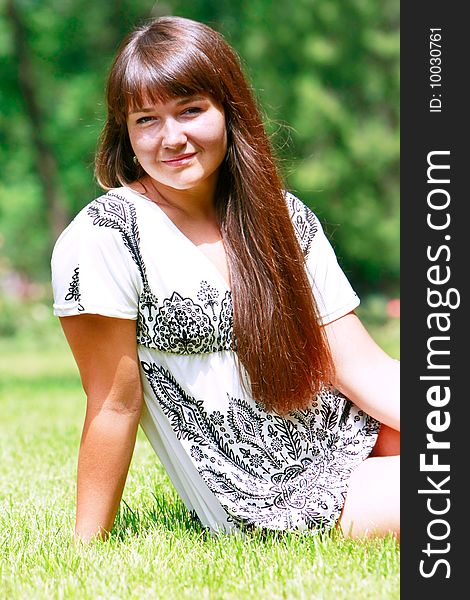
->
<box><xmin>115</xmin><ymin>43</ymin><xmax>223</xmax><ymax>121</ymax></box>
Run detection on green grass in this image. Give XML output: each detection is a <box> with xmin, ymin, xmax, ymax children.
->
<box><xmin>0</xmin><ymin>312</ymin><xmax>399</xmax><ymax>599</ymax></box>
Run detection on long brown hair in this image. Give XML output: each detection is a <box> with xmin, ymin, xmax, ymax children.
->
<box><xmin>95</xmin><ymin>16</ymin><xmax>334</xmax><ymax>414</ymax></box>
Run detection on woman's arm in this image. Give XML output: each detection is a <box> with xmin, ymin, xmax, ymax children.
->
<box><xmin>59</xmin><ymin>314</ymin><xmax>143</xmax><ymax>543</ymax></box>
<box><xmin>324</xmin><ymin>311</ymin><xmax>400</xmax><ymax>431</ymax></box>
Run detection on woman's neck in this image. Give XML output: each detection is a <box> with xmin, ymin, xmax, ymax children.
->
<box><xmin>133</xmin><ymin>175</ymin><xmax>218</xmax><ymax>221</ymax></box>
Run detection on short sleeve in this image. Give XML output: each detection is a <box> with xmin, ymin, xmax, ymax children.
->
<box><xmin>286</xmin><ymin>192</ymin><xmax>360</xmax><ymax>325</ymax></box>
<box><xmin>51</xmin><ymin>202</ymin><xmax>140</xmax><ymax>320</ymax></box>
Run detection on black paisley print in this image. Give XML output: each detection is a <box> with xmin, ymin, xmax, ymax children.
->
<box><xmin>285</xmin><ymin>191</ymin><xmax>318</xmax><ymax>257</ymax></box>
<box><xmin>141</xmin><ymin>362</ymin><xmax>380</xmax><ymax>531</ymax></box>
<box><xmin>86</xmin><ymin>193</ymin><xmax>234</xmax><ymax>353</ymax></box>
<box><xmin>84</xmin><ymin>192</ymin><xmax>314</xmax><ymax>354</ymax></box>
<box><xmin>64</xmin><ymin>266</ymin><xmax>84</xmax><ymax>312</ymax></box>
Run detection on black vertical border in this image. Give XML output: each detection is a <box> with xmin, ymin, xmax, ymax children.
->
<box><xmin>401</xmin><ymin>3</ymin><xmax>466</xmax><ymax>596</ymax></box>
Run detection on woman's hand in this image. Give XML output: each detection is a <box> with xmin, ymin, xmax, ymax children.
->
<box><xmin>324</xmin><ymin>311</ymin><xmax>400</xmax><ymax>431</ymax></box>
<box><xmin>60</xmin><ymin>314</ymin><xmax>143</xmax><ymax>543</ymax></box>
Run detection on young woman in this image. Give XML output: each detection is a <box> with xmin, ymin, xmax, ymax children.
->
<box><xmin>51</xmin><ymin>16</ymin><xmax>399</xmax><ymax>543</ymax></box>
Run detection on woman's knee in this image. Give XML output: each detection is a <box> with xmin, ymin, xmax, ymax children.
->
<box><xmin>338</xmin><ymin>456</ymin><xmax>400</xmax><ymax>539</ymax></box>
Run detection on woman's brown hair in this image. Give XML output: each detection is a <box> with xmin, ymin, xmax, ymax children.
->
<box><xmin>95</xmin><ymin>16</ymin><xmax>334</xmax><ymax>414</ymax></box>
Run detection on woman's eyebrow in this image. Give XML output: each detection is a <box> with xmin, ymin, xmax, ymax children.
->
<box><xmin>129</xmin><ymin>95</ymin><xmax>206</xmax><ymax>115</ymax></box>
<box><xmin>175</xmin><ymin>94</ymin><xmax>205</xmax><ymax>105</ymax></box>
<box><xmin>128</xmin><ymin>107</ymin><xmax>155</xmax><ymax>115</ymax></box>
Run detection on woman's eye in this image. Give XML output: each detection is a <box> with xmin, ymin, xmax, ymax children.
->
<box><xmin>136</xmin><ymin>116</ymin><xmax>155</xmax><ymax>124</ymax></box>
<box><xmin>182</xmin><ymin>107</ymin><xmax>202</xmax><ymax>116</ymax></box>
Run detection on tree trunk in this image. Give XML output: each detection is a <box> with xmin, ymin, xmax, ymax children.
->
<box><xmin>6</xmin><ymin>0</ymin><xmax>69</xmax><ymax>242</ymax></box>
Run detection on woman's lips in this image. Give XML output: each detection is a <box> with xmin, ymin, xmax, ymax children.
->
<box><xmin>161</xmin><ymin>153</ymin><xmax>196</xmax><ymax>166</ymax></box>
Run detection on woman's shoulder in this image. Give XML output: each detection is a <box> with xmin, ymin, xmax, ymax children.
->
<box><xmin>51</xmin><ymin>187</ymin><xmax>143</xmax><ymax>258</ymax></box>
<box><xmin>83</xmin><ymin>186</ymin><xmax>143</xmax><ymax>219</ymax></box>
<box><xmin>284</xmin><ymin>190</ymin><xmax>318</xmax><ymax>220</ymax></box>
<box><xmin>284</xmin><ymin>190</ymin><xmax>321</xmax><ymax>257</ymax></box>
<box><xmin>60</xmin><ymin>187</ymin><xmax>142</xmax><ymax>234</ymax></box>
<box><xmin>84</xmin><ymin>186</ymin><xmax>143</xmax><ymax>228</ymax></box>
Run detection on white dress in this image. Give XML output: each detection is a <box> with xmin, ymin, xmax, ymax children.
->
<box><xmin>51</xmin><ymin>187</ymin><xmax>379</xmax><ymax>533</ymax></box>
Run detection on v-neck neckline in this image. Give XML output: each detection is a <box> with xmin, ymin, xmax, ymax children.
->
<box><xmin>122</xmin><ymin>186</ymin><xmax>232</xmax><ymax>291</ymax></box>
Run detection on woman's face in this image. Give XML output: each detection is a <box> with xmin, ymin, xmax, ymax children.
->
<box><xmin>127</xmin><ymin>94</ymin><xmax>227</xmax><ymax>196</ymax></box>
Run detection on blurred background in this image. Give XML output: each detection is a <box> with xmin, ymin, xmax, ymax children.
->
<box><xmin>0</xmin><ymin>0</ymin><xmax>399</xmax><ymax>355</ymax></box>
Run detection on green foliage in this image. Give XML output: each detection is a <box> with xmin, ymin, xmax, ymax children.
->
<box><xmin>0</xmin><ymin>0</ymin><xmax>399</xmax><ymax>293</ymax></box>
<box><xmin>242</xmin><ymin>0</ymin><xmax>399</xmax><ymax>293</ymax></box>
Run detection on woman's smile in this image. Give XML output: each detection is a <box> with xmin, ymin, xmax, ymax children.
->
<box><xmin>161</xmin><ymin>152</ymin><xmax>197</xmax><ymax>167</ymax></box>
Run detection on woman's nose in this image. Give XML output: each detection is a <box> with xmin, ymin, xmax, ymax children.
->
<box><xmin>161</xmin><ymin>119</ymin><xmax>187</xmax><ymax>148</ymax></box>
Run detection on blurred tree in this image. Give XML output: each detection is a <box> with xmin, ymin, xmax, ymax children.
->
<box><xmin>239</xmin><ymin>0</ymin><xmax>399</xmax><ymax>292</ymax></box>
<box><xmin>0</xmin><ymin>0</ymin><xmax>399</xmax><ymax>294</ymax></box>
<box><xmin>6</xmin><ymin>0</ymin><xmax>68</xmax><ymax>239</ymax></box>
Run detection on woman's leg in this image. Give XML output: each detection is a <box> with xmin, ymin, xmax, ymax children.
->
<box><xmin>338</xmin><ymin>455</ymin><xmax>400</xmax><ymax>540</ymax></box>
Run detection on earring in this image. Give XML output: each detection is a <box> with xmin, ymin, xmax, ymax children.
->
<box><xmin>133</xmin><ymin>156</ymin><xmax>139</xmax><ymax>165</ymax></box>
